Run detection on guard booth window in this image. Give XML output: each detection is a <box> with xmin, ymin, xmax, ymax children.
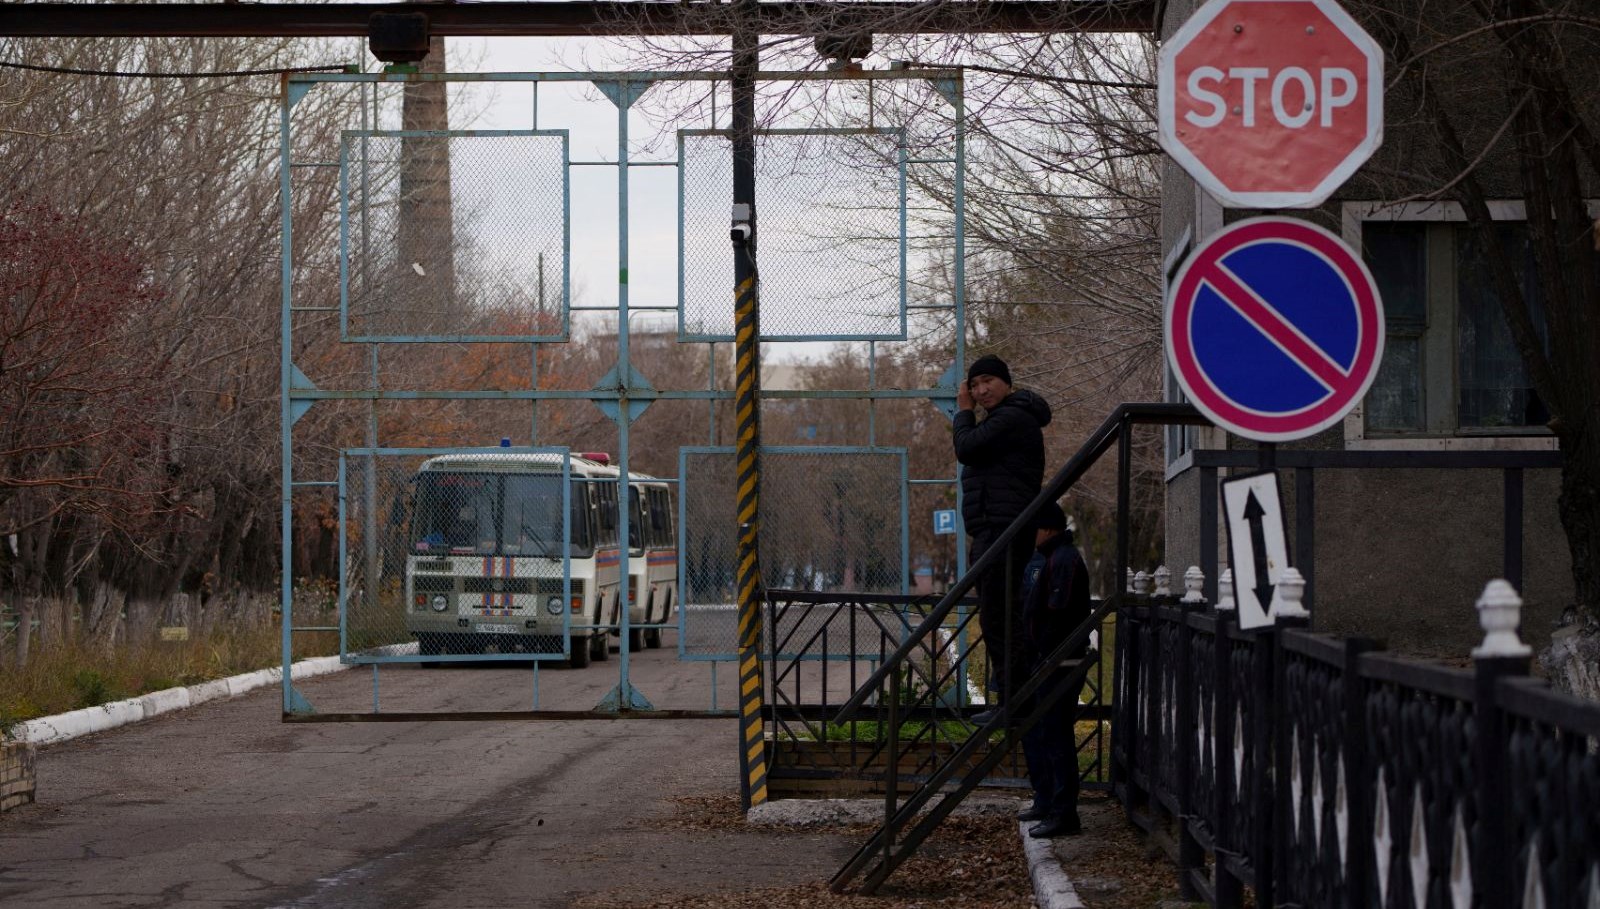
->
<box><xmin>1360</xmin><ymin>220</ymin><xmax>1555</xmax><ymax>435</ymax></box>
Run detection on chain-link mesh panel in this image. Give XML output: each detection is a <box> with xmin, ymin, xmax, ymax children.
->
<box><xmin>679</xmin><ymin>448</ymin><xmax>906</xmax><ymax>659</ymax></box>
<box><xmin>342</xmin><ymin>132</ymin><xmax>568</xmax><ymax>341</ymax></box>
<box><xmin>342</xmin><ymin>450</ymin><xmax>573</xmax><ymax>662</ymax></box>
<box><xmin>679</xmin><ymin>130</ymin><xmax>904</xmax><ymax>341</ymax></box>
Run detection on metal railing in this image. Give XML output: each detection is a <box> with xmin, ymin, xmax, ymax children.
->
<box><xmin>761</xmin><ymin>589</ymin><xmax>1113</xmax><ymax>796</ymax></box>
<box><xmin>1116</xmin><ymin>581</ymin><xmax>1600</xmax><ymax>909</ymax></box>
<box><xmin>819</xmin><ymin>403</ymin><xmax>1209</xmax><ymax>894</ymax></box>
<box><xmin>806</xmin><ymin>397</ymin><xmax>1578</xmax><ymax>900</ymax></box>
<box><xmin>831</xmin><ymin>402</ymin><xmax>1207</xmax><ymax>722</ymax></box>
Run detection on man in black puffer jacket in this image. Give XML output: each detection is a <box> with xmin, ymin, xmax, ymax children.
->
<box><xmin>954</xmin><ymin>354</ymin><xmax>1052</xmax><ymax>716</ymax></box>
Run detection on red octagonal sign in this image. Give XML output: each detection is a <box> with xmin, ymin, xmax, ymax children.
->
<box><xmin>1159</xmin><ymin>0</ymin><xmax>1383</xmax><ymax>209</ymax></box>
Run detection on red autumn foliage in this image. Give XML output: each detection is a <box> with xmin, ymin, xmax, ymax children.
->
<box><xmin>0</xmin><ymin>199</ymin><xmax>173</xmax><ymax>535</ymax></box>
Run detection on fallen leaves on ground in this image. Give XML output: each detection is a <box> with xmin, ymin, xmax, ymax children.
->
<box><xmin>1064</xmin><ymin>797</ymin><xmax>1197</xmax><ymax>908</ymax></box>
<box><xmin>585</xmin><ymin>796</ymin><xmax>1034</xmax><ymax>908</ymax></box>
<box><xmin>645</xmin><ymin>795</ymin><xmax>754</xmax><ymax>832</ymax></box>
<box><xmin>602</xmin><ymin>793</ymin><xmax>1204</xmax><ymax>908</ymax></box>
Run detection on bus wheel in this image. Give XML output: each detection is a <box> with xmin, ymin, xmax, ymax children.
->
<box><xmin>568</xmin><ymin>633</ymin><xmax>591</xmax><ymax>669</ymax></box>
<box><xmin>645</xmin><ymin>593</ymin><xmax>669</xmax><ymax>648</ymax></box>
<box><xmin>628</xmin><ymin>628</ymin><xmax>646</xmax><ymax>653</ymax></box>
<box><xmin>591</xmin><ymin>627</ymin><xmax>610</xmax><ymax>662</ymax></box>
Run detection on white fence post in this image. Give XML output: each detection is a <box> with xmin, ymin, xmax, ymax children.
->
<box><xmin>1270</xmin><ymin>566</ymin><xmax>1309</xmax><ymax>620</ymax></box>
<box><xmin>1472</xmin><ymin>579</ymin><xmax>1532</xmax><ymax>658</ymax></box>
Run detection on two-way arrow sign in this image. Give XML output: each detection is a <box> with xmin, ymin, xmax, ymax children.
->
<box><xmin>1222</xmin><ymin>471</ymin><xmax>1289</xmax><ymax>629</ymax></box>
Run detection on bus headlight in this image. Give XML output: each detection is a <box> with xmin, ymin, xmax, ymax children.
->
<box><xmin>546</xmin><ymin>596</ymin><xmax>563</xmax><ymax>615</ymax></box>
<box><xmin>431</xmin><ymin>594</ymin><xmax>449</xmax><ymax>613</ymax></box>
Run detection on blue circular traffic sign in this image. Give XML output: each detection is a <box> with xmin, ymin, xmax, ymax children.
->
<box><xmin>1166</xmin><ymin>217</ymin><xmax>1385</xmax><ymax>442</ymax></box>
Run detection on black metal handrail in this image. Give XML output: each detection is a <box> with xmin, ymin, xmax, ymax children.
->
<box><xmin>832</xmin><ymin>402</ymin><xmax>1207</xmax><ymax>724</ymax></box>
<box><xmin>823</xmin><ymin>402</ymin><xmax>1208</xmax><ymax>895</ymax></box>
<box><xmin>828</xmin><ymin>593</ymin><xmax>1119</xmax><ymax>893</ymax></box>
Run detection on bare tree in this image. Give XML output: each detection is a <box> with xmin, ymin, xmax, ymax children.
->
<box><xmin>0</xmin><ymin>36</ymin><xmax>361</xmax><ymax>660</ymax></box>
<box><xmin>1350</xmin><ymin>0</ymin><xmax>1600</xmax><ymax>696</ymax></box>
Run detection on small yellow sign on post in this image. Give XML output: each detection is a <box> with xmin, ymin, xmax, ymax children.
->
<box><xmin>159</xmin><ymin>627</ymin><xmax>189</xmax><ymax>642</ymax></box>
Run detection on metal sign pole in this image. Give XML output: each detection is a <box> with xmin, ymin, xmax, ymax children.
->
<box><xmin>731</xmin><ymin>3</ymin><xmax>769</xmax><ymax>811</ymax></box>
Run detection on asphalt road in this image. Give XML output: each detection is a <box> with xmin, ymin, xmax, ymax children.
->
<box><xmin>0</xmin><ymin>636</ymin><xmax>863</xmax><ymax>909</ymax></box>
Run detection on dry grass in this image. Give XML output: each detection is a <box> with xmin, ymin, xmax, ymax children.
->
<box><xmin>0</xmin><ymin>624</ymin><xmax>337</xmax><ymax>734</ymax></box>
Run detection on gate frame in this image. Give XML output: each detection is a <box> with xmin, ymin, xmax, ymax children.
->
<box><xmin>277</xmin><ymin>67</ymin><xmax>971</xmax><ymax>725</ymax></box>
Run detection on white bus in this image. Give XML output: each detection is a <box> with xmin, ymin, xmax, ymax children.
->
<box><xmin>402</xmin><ymin>452</ymin><xmax>677</xmax><ymax>665</ymax></box>
<box><xmin>404</xmin><ymin>452</ymin><xmax>633</xmax><ymax>667</ymax></box>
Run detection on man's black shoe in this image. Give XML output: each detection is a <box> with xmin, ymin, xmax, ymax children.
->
<box><xmin>1017</xmin><ymin>804</ymin><xmax>1049</xmax><ymax>823</ymax></box>
<box><xmin>1028</xmin><ymin>815</ymin><xmax>1083</xmax><ymax>838</ymax></box>
<box><xmin>970</xmin><ymin>708</ymin><xmax>1001</xmax><ymax>725</ymax></box>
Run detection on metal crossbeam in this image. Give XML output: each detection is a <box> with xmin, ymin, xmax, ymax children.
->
<box><xmin>0</xmin><ymin>1</ymin><xmax>1157</xmax><ymax>37</ymax></box>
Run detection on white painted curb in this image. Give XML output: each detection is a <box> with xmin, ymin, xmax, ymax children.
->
<box><xmin>1022</xmin><ymin>821</ymin><xmax>1086</xmax><ymax>909</ymax></box>
<box><xmin>13</xmin><ymin>654</ymin><xmax>352</xmax><ymax>746</ymax></box>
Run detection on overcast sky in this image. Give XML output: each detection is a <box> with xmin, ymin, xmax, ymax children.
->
<box><xmin>394</xmin><ymin>37</ymin><xmax>920</xmax><ymax>361</ymax></box>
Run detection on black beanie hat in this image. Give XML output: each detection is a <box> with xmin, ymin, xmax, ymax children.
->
<box><xmin>967</xmin><ymin>354</ymin><xmax>1012</xmax><ymax>386</ymax></box>
<box><xmin>1036</xmin><ymin>501</ymin><xmax>1067</xmax><ymax>532</ymax></box>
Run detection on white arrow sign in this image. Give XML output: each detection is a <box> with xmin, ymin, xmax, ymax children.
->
<box><xmin>1222</xmin><ymin>471</ymin><xmax>1290</xmax><ymax>630</ymax></box>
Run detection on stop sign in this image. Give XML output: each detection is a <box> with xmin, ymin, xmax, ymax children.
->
<box><xmin>1158</xmin><ymin>0</ymin><xmax>1383</xmax><ymax>208</ymax></box>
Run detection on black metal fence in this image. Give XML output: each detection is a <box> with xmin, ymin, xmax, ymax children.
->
<box><xmin>760</xmin><ymin>589</ymin><xmax>1112</xmax><ymax>796</ymax></box>
<box><xmin>1115</xmin><ymin>579</ymin><xmax>1600</xmax><ymax>908</ymax></box>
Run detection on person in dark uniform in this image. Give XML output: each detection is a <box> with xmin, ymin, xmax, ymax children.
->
<box><xmin>953</xmin><ymin>354</ymin><xmax>1052</xmax><ymax>718</ymax></box>
<box><xmin>1017</xmin><ymin>500</ymin><xmax>1092</xmax><ymax>838</ymax></box>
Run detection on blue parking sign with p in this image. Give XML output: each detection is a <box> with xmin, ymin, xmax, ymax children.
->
<box><xmin>933</xmin><ymin>510</ymin><xmax>958</xmax><ymax>535</ymax></box>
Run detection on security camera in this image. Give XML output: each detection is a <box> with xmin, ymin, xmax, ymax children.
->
<box><xmin>730</xmin><ymin>203</ymin><xmax>753</xmax><ymax>245</ymax></box>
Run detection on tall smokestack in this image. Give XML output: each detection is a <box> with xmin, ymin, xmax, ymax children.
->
<box><xmin>398</xmin><ymin>32</ymin><xmax>455</xmax><ymax>325</ymax></box>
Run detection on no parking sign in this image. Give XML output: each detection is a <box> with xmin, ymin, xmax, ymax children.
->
<box><xmin>1166</xmin><ymin>217</ymin><xmax>1384</xmax><ymax>442</ymax></box>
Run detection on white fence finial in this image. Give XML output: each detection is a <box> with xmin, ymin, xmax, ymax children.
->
<box><xmin>1154</xmin><ymin>565</ymin><xmax>1172</xmax><ymax>597</ymax></box>
<box><xmin>1473</xmin><ymin>579</ymin><xmax>1532</xmax><ymax>658</ymax></box>
<box><xmin>1270</xmin><ymin>566</ymin><xmax>1309</xmax><ymax>620</ymax></box>
<box><xmin>1218</xmin><ymin>568</ymin><xmax>1235</xmax><ymax>611</ymax></box>
<box><xmin>1133</xmin><ymin>570</ymin><xmax>1151</xmax><ymax>596</ymax></box>
<box><xmin>1183</xmin><ymin>566</ymin><xmax>1206</xmax><ymax>603</ymax></box>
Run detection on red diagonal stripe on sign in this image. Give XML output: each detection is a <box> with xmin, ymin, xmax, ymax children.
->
<box><xmin>1199</xmin><ymin>261</ymin><xmax>1351</xmax><ymax>392</ymax></box>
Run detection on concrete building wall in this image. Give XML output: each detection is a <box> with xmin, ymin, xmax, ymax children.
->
<box><xmin>1309</xmin><ymin>467</ymin><xmax>1571</xmax><ymax>658</ymax></box>
<box><xmin>1161</xmin><ymin>461</ymin><xmax>1572</xmax><ymax>659</ymax></box>
<box><xmin>1163</xmin><ymin>465</ymin><xmax>1202</xmax><ymax>583</ymax></box>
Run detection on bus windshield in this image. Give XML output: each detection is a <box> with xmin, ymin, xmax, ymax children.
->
<box><xmin>411</xmin><ymin>472</ymin><xmax>577</xmax><ymax>557</ymax></box>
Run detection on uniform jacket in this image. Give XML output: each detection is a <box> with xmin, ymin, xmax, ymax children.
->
<box><xmin>1021</xmin><ymin>532</ymin><xmax>1092</xmax><ymax>662</ymax></box>
<box><xmin>953</xmin><ymin>388</ymin><xmax>1052</xmax><ymax>537</ymax></box>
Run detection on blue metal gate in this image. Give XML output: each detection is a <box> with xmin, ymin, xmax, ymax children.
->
<box><xmin>278</xmin><ymin>67</ymin><xmax>969</xmax><ymax>718</ymax></box>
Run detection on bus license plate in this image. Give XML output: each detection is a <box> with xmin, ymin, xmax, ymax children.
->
<box><xmin>475</xmin><ymin>623</ymin><xmax>517</xmax><ymax>635</ymax></box>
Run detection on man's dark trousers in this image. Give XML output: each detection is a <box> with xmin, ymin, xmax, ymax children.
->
<box><xmin>1021</xmin><ymin>666</ymin><xmax>1087</xmax><ymax>820</ymax></box>
<box><xmin>971</xmin><ymin>529</ymin><xmax>1034</xmax><ymax>707</ymax></box>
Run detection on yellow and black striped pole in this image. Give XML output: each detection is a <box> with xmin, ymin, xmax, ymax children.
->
<box><xmin>731</xmin><ymin>10</ymin><xmax>768</xmax><ymax>811</ymax></box>
<box><xmin>733</xmin><ymin>271</ymin><xmax>767</xmax><ymax>809</ymax></box>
